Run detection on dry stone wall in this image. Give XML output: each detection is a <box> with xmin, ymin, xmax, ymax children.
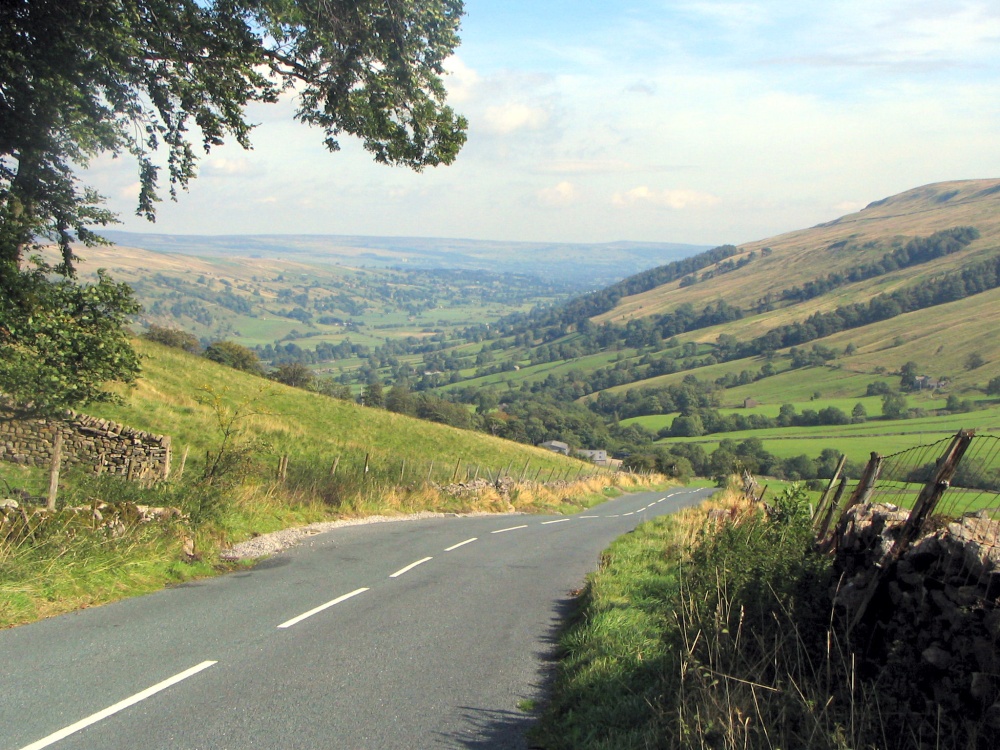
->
<box><xmin>0</xmin><ymin>410</ymin><xmax>170</xmax><ymax>480</ymax></box>
<box><xmin>833</xmin><ymin>503</ymin><xmax>1000</xmax><ymax>734</ymax></box>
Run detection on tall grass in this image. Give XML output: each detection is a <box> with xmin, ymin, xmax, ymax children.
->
<box><xmin>532</xmin><ymin>483</ymin><xmax>946</xmax><ymax>750</ymax></box>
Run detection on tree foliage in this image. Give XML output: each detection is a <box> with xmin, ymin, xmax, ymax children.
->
<box><xmin>204</xmin><ymin>341</ymin><xmax>262</xmax><ymax>374</ymax></box>
<box><xmin>0</xmin><ymin>0</ymin><xmax>467</xmax><ymax>409</ymax></box>
<box><xmin>0</xmin><ymin>269</ymin><xmax>140</xmax><ymax>414</ymax></box>
<box><xmin>0</xmin><ymin>0</ymin><xmax>467</xmax><ymax>268</ymax></box>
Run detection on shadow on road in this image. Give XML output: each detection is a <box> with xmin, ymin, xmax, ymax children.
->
<box><xmin>438</xmin><ymin>593</ymin><xmax>581</xmax><ymax>749</ymax></box>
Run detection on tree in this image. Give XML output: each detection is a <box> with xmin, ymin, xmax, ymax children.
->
<box><xmin>965</xmin><ymin>352</ymin><xmax>986</xmax><ymax>370</ymax></box>
<box><xmin>271</xmin><ymin>362</ymin><xmax>315</xmax><ymax>390</ymax></box>
<box><xmin>204</xmin><ymin>341</ymin><xmax>262</xmax><ymax>374</ymax></box>
<box><xmin>142</xmin><ymin>325</ymin><xmax>201</xmax><ymax>354</ymax></box>
<box><xmin>987</xmin><ymin>376</ymin><xmax>1000</xmax><ymax>396</ymax></box>
<box><xmin>362</xmin><ymin>381</ymin><xmax>385</xmax><ymax>408</ymax></box>
<box><xmin>385</xmin><ymin>383</ymin><xmax>416</xmax><ymax>415</ymax></box>
<box><xmin>899</xmin><ymin>361</ymin><xmax>919</xmax><ymax>391</ymax></box>
<box><xmin>0</xmin><ymin>270</ymin><xmax>140</xmax><ymax>414</ymax></box>
<box><xmin>851</xmin><ymin>402</ymin><xmax>867</xmax><ymax>423</ymax></box>
<box><xmin>882</xmin><ymin>392</ymin><xmax>909</xmax><ymax>420</ymax></box>
<box><xmin>1</xmin><ymin>0</ymin><xmax>467</xmax><ymax>407</ymax></box>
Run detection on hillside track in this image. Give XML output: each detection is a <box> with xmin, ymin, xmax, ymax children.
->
<box><xmin>0</xmin><ymin>487</ymin><xmax>713</xmax><ymax>750</ymax></box>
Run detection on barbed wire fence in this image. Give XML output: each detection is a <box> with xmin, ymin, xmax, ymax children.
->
<box><xmin>810</xmin><ymin>429</ymin><xmax>1000</xmax><ymax>625</ymax></box>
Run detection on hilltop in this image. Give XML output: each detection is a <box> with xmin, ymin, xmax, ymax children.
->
<box><xmin>594</xmin><ymin>178</ymin><xmax>1000</xmax><ymax>325</ymax></box>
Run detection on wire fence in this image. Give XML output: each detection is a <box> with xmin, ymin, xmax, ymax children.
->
<box><xmin>809</xmin><ymin>429</ymin><xmax>1000</xmax><ymax>623</ymax></box>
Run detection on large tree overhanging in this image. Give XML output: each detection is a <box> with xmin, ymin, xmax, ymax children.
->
<box><xmin>0</xmin><ymin>0</ymin><xmax>468</xmax><ymax>269</ymax></box>
<box><xmin>0</xmin><ymin>0</ymin><xmax>467</xmax><ymax>412</ymax></box>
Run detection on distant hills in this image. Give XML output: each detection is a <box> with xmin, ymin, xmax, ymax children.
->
<box><xmin>593</xmin><ymin>178</ymin><xmax>1000</xmax><ymax>326</ymax></box>
<box><xmin>86</xmin><ymin>179</ymin><xmax>1000</xmax><ymax>468</ymax></box>
<box><xmin>100</xmin><ymin>231</ymin><xmax>711</xmax><ymax>288</ymax></box>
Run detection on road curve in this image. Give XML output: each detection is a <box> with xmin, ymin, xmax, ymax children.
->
<box><xmin>0</xmin><ymin>487</ymin><xmax>714</xmax><ymax>750</ymax></box>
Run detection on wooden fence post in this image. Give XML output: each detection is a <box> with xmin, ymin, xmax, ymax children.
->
<box><xmin>816</xmin><ymin>475</ymin><xmax>850</xmax><ymax>543</ymax></box>
<box><xmin>426</xmin><ymin>460</ymin><xmax>434</xmax><ymax>482</ymax></box>
<box><xmin>46</xmin><ymin>432</ymin><xmax>63</xmax><ymax>511</ymax></box>
<box><xmin>363</xmin><ymin>452</ymin><xmax>370</xmax><ymax>478</ymax></box>
<box><xmin>177</xmin><ymin>445</ymin><xmax>190</xmax><ymax>480</ymax></box>
<box><xmin>847</xmin><ymin>430</ymin><xmax>975</xmax><ymax>631</ymax></box>
<box><xmin>331</xmin><ymin>456</ymin><xmax>340</xmax><ymax>476</ymax></box>
<box><xmin>845</xmin><ymin>452</ymin><xmax>883</xmax><ymax>511</ymax></box>
<box><xmin>886</xmin><ymin>430</ymin><xmax>975</xmax><ymax>563</ymax></box>
<box><xmin>473</xmin><ymin>464</ymin><xmax>481</xmax><ymax>481</ymax></box>
<box><xmin>399</xmin><ymin>459</ymin><xmax>406</xmax><ymax>483</ymax></box>
<box><xmin>451</xmin><ymin>458</ymin><xmax>462</xmax><ymax>482</ymax></box>
<box><xmin>277</xmin><ymin>455</ymin><xmax>288</xmax><ymax>481</ymax></box>
<box><xmin>519</xmin><ymin>459</ymin><xmax>531</xmax><ymax>482</ymax></box>
<box><xmin>813</xmin><ymin>455</ymin><xmax>847</xmax><ymax>527</ymax></box>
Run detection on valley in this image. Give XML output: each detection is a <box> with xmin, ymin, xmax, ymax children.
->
<box><xmin>64</xmin><ymin>179</ymin><xmax>1000</xmax><ymax>483</ymax></box>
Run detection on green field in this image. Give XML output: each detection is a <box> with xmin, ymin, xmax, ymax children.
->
<box><xmin>653</xmin><ymin>403</ymin><xmax>1000</xmax><ymax>464</ymax></box>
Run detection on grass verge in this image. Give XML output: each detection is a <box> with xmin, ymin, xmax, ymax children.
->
<box><xmin>1</xmin><ymin>464</ymin><xmax>663</xmax><ymax>628</ymax></box>
<box><xmin>531</xmin><ymin>482</ymin><xmax>909</xmax><ymax>750</ymax></box>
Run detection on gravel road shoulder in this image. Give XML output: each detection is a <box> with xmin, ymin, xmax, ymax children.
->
<box><xmin>220</xmin><ymin>510</ymin><xmax>522</xmax><ymax>561</ymax></box>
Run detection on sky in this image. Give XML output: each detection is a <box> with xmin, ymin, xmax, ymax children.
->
<box><xmin>91</xmin><ymin>0</ymin><xmax>1000</xmax><ymax>247</ymax></box>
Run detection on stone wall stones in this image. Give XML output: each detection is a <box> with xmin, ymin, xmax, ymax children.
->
<box><xmin>833</xmin><ymin>503</ymin><xmax>1000</xmax><ymax>732</ymax></box>
<box><xmin>0</xmin><ymin>410</ymin><xmax>170</xmax><ymax>480</ymax></box>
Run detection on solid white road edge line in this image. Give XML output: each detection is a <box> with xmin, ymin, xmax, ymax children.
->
<box><xmin>277</xmin><ymin>587</ymin><xmax>369</xmax><ymax>629</ymax></box>
<box><xmin>390</xmin><ymin>557</ymin><xmax>433</xmax><ymax>578</ymax></box>
<box><xmin>541</xmin><ymin>519</ymin><xmax>570</xmax><ymax>525</ymax></box>
<box><xmin>491</xmin><ymin>524</ymin><xmax>529</xmax><ymax>534</ymax></box>
<box><xmin>444</xmin><ymin>537</ymin><xmax>477</xmax><ymax>552</ymax></box>
<box><xmin>18</xmin><ymin>660</ymin><xmax>217</xmax><ymax>750</ymax></box>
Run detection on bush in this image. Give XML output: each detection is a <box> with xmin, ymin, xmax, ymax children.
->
<box><xmin>142</xmin><ymin>325</ymin><xmax>201</xmax><ymax>353</ymax></box>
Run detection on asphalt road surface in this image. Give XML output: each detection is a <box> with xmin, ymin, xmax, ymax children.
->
<box><xmin>1</xmin><ymin>487</ymin><xmax>715</xmax><ymax>750</ymax></box>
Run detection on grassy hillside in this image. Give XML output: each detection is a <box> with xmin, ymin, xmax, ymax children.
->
<box><xmin>594</xmin><ymin>179</ymin><xmax>1000</xmax><ymax>325</ymax></box>
<box><xmin>2</xmin><ymin>340</ymin><xmax>654</xmax><ymax>627</ymax></box>
<box><xmin>82</xmin><ymin>340</ymin><xmax>585</xmax><ymax>482</ymax></box>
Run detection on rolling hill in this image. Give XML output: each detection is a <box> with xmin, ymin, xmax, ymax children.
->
<box><xmin>593</xmin><ymin>179</ymin><xmax>1000</xmax><ymax>326</ymax></box>
<box><xmin>99</xmin><ymin>231</ymin><xmax>710</xmax><ymax>288</ymax></box>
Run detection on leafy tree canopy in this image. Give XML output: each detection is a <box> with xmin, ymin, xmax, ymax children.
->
<box><xmin>0</xmin><ymin>0</ymin><xmax>467</xmax><ymax>268</ymax></box>
<box><xmin>0</xmin><ymin>0</ymin><xmax>467</xmax><ymax>410</ymax></box>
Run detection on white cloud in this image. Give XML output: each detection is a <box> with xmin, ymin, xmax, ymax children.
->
<box><xmin>203</xmin><ymin>157</ymin><xmax>252</xmax><ymax>176</ymax></box>
<box><xmin>443</xmin><ymin>56</ymin><xmax>480</xmax><ymax>103</ymax></box>
<box><xmin>118</xmin><ymin>181</ymin><xmax>141</xmax><ymax>201</ymax></box>
<box><xmin>833</xmin><ymin>200</ymin><xmax>866</xmax><ymax>214</ymax></box>
<box><xmin>481</xmin><ymin>103</ymin><xmax>550</xmax><ymax>134</ymax></box>
<box><xmin>534</xmin><ymin>159</ymin><xmax>634</xmax><ymax>175</ymax></box>
<box><xmin>538</xmin><ymin>181</ymin><xmax>578</xmax><ymax>207</ymax></box>
<box><xmin>612</xmin><ymin>187</ymin><xmax>720</xmax><ymax>210</ymax></box>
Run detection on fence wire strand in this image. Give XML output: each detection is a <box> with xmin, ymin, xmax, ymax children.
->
<box><xmin>829</xmin><ymin>432</ymin><xmax>1000</xmax><ymax>609</ymax></box>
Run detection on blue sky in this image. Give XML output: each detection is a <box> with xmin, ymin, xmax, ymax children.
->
<box><xmin>92</xmin><ymin>0</ymin><xmax>1000</xmax><ymax>247</ymax></box>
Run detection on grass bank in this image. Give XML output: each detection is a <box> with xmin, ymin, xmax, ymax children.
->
<box><xmin>1</xmin><ymin>339</ymin><xmax>668</xmax><ymax>627</ymax></box>
<box><xmin>531</xmin><ymin>483</ymin><xmax>913</xmax><ymax>750</ymax></box>
<box><xmin>1</xmin><ymin>458</ymin><xmax>662</xmax><ymax>628</ymax></box>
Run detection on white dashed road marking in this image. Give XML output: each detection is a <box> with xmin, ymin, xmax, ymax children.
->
<box><xmin>390</xmin><ymin>557</ymin><xmax>433</xmax><ymax>578</ymax></box>
<box><xmin>18</xmin><ymin>661</ymin><xmax>218</xmax><ymax>750</ymax></box>
<box><xmin>444</xmin><ymin>538</ymin><xmax>477</xmax><ymax>552</ymax></box>
<box><xmin>491</xmin><ymin>525</ymin><xmax>528</xmax><ymax>534</ymax></box>
<box><xmin>278</xmin><ymin>588</ymin><xmax>370</xmax><ymax>629</ymax></box>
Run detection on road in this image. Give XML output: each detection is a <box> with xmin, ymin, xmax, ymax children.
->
<box><xmin>0</xmin><ymin>487</ymin><xmax>714</xmax><ymax>750</ymax></box>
